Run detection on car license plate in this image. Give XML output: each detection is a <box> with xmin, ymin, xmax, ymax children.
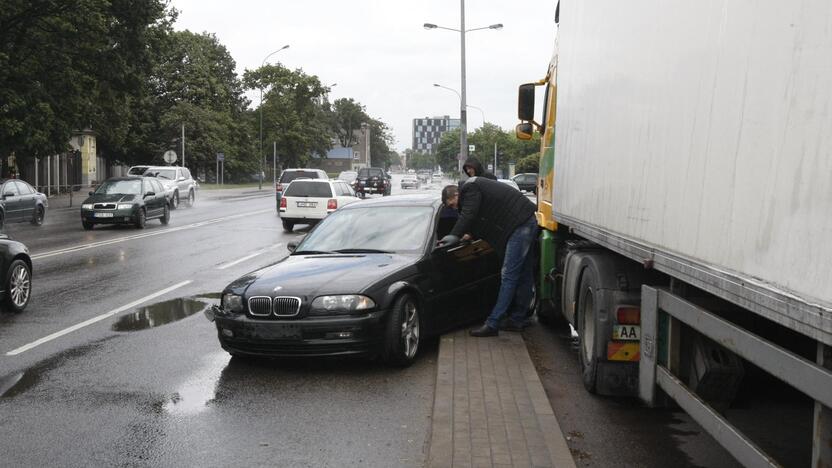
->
<box><xmin>296</xmin><ymin>201</ymin><xmax>317</xmax><ymax>208</ymax></box>
<box><xmin>253</xmin><ymin>323</ymin><xmax>301</xmax><ymax>340</ymax></box>
<box><xmin>613</xmin><ymin>325</ymin><xmax>640</xmax><ymax>340</ymax></box>
<box><xmin>94</xmin><ymin>212</ymin><xmax>114</xmax><ymax>218</ymax></box>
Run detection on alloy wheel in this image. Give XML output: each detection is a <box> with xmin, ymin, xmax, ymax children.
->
<box><xmin>9</xmin><ymin>263</ymin><xmax>30</xmax><ymax>308</ymax></box>
<box><xmin>400</xmin><ymin>300</ymin><xmax>420</xmax><ymax>359</ymax></box>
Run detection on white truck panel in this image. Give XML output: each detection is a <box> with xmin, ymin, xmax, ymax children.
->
<box><xmin>553</xmin><ymin>1</ymin><xmax>832</xmax><ymax>308</ymax></box>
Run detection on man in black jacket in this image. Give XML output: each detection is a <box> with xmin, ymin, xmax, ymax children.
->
<box><xmin>462</xmin><ymin>157</ymin><xmax>497</xmax><ymax>180</ymax></box>
<box><xmin>439</xmin><ymin>178</ymin><xmax>537</xmax><ymax>336</ymax></box>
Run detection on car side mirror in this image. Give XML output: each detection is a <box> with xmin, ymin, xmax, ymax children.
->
<box><xmin>88</xmin><ymin>191</ymin><xmax>95</xmax><ymax>196</ymax></box>
<box><xmin>287</xmin><ymin>241</ymin><xmax>299</xmax><ymax>252</ymax></box>
<box><xmin>178</xmin><ymin>176</ymin><xmax>186</xmax><ymax>181</ymax></box>
<box><xmin>3</xmin><ymin>192</ymin><xmax>13</xmax><ymax>199</ymax></box>
<box><xmin>516</xmin><ymin>122</ymin><xmax>534</xmax><ymax>140</ymax></box>
<box><xmin>144</xmin><ymin>191</ymin><xmax>155</xmax><ymax>198</ymax></box>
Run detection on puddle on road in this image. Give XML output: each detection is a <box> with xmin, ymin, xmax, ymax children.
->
<box><xmin>164</xmin><ymin>351</ymin><xmax>230</xmax><ymax>416</ymax></box>
<box><xmin>112</xmin><ymin>293</ymin><xmax>219</xmax><ymax>332</ymax></box>
<box><xmin>0</xmin><ymin>340</ymin><xmax>108</xmax><ymax>398</ymax></box>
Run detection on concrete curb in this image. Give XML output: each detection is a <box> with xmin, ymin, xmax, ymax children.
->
<box><xmin>427</xmin><ymin>330</ymin><xmax>576</xmax><ymax>468</ymax></box>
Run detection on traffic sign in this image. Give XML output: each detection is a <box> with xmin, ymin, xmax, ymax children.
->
<box><xmin>163</xmin><ymin>150</ymin><xmax>177</xmax><ymax>164</ymax></box>
<box><xmin>216</xmin><ymin>152</ymin><xmax>225</xmax><ymax>162</ymax></box>
<box><xmin>468</xmin><ymin>145</ymin><xmax>476</xmax><ymax>152</ymax></box>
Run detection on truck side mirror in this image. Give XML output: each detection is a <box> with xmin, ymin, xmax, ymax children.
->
<box><xmin>518</xmin><ymin>83</ymin><xmax>536</xmax><ymax>121</ymax></box>
<box><xmin>516</xmin><ymin>122</ymin><xmax>534</xmax><ymax>140</ymax></box>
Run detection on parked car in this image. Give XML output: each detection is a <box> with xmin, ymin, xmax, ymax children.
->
<box><xmin>354</xmin><ymin>167</ymin><xmax>391</xmax><ymax>197</ymax></box>
<box><xmin>207</xmin><ymin>193</ymin><xmax>500</xmax><ymax>365</ymax></box>
<box><xmin>337</xmin><ymin>170</ymin><xmax>358</xmax><ymax>189</ymax></box>
<box><xmin>498</xmin><ymin>179</ymin><xmax>521</xmax><ymax>191</ymax></box>
<box><xmin>431</xmin><ymin>173</ymin><xmax>443</xmax><ymax>183</ymax></box>
<box><xmin>141</xmin><ymin>166</ymin><xmax>197</xmax><ymax>209</ymax></box>
<box><xmin>279</xmin><ymin>179</ymin><xmax>360</xmax><ymax>232</ymax></box>
<box><xmin>512</xmin><ymin>173</ymin><xmax>538</xmax><ymax>194</ymax></box>
<box><xmin>0</xmin><ymin>235</ymin><xmax>32</xmax><ymax>313</ymax></box>
<box><xmin>417</xmin><ymin>170</ymin><xmax>432</xmax><ymax>183</ymax></box>
<box><xmin>0</xmin><ymin>180</ymin><xmax>48</xmax><ymax>229</ymax></box>
<box><xmin>127</xmin><ymin>165</ymin><xmax>151</xmax><ymax>176</ymax></box>
<box><xmin>276</xmin><ymin>168</ymin><xmax>329</xmax><ymax>213</ymax></box>
<box><xmin>400</xmin><ymin>175</ymin><xmax>421</xmax><ymax>189</ymax></box>
<box><xmin>80</xmin><ymin>177</ymin><xmax>170</xmax><ymax>230</ymax></box>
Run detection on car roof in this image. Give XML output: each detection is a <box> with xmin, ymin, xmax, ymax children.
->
<box><xmin>342</xmin><ymin>193</ymin><xmax>441</xmax><ymax>210</ymax></box>
<box><xmin>104</xmin><ymin>176</ymin><xmax>144</xmax><ymax>182</ymax></box>
<box><xmin>287</xmin><ymin>178</ymin><xmax>333</xmax><ymax>184</ymax></box>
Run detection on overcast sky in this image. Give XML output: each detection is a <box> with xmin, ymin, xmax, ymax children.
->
<box><xmin>169</xmin><ymin>0</ymin><xmax>557</xmax><ymax>152</ymax></box>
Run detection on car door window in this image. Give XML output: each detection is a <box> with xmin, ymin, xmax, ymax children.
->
<box><xmin>3</xmin><ymin>182</ymin><xmax>20</xmax><ymax>197</ymax></box>
<box><xmin>15</xmin><ymin>181</ymin><xmax>33</xmax><ymax>194</ymax></box>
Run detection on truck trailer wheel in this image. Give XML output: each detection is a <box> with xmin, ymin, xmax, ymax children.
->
<box><xmin>577</xmin><ymin>269</ymin><xmax>603</xmax><ymax>393</ymax></box>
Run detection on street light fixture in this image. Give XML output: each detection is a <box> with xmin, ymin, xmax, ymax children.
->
<box><xmin>259</xmin><ymin>44</ymin><xmax>290</xmax><ymax>190</ymax></box>
<box><xmin>425</xmin><ymin>1</ymin><xmax>502</xmax><ymax>173</ymax></box>
<box><xmin>433</xmin><ymin>83</ymin><xmax>487</xmax><ymax>127</ymax></box>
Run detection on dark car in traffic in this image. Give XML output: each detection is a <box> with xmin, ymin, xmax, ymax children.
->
<box><xmin>0</xmin><ymin>179</ymin><xmax>48</xmax><ymax>229</ymax></box>
<box><xmin>0</xmin><ymin>235</ymin><xmax>32</xmax><ymax>313</ymax></box>
<box><xmin>80</xmin><ymin>177</ymin><xmax>170</xmax><ymax>230</ymax></box>
<box><xmin>511</xmin><ymin>173</ymin><xmax>538</xmax><ymax>194</ymax></box>
<box><xmin>207</xmin><ymin>194</ymin><xmax>500</xmax><ymax>365</ymax></box>
<box><xmin>354</xmin><ymin>167</ymin><xmax>391</xmax><ymax>197</ymax></box>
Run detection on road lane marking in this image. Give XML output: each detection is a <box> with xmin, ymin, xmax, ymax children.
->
<box><xmin>217</xmin><ymin>243</ymin><xmax>283</xmax><ymax>270</ymax></box>
<box><xmin>5</xmin><ymin>280</ymin><xmax>192</xmax><ymax>356</ymax></box>
<box><xmin>31</xmin><ymin>209</ymin><xmax>272</xmax><ymax>261</ymax></box>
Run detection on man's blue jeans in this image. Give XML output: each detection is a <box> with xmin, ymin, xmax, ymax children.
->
<box><xmin>485</xmin><ymin>216</ymin><xmax>537</xmax><ymax>330</ymax></box>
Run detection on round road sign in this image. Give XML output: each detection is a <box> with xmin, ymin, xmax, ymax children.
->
<box><xmin>163</xmin><ymin>150</ymin><xmax>177</xmax><ymax>164</ymax></box>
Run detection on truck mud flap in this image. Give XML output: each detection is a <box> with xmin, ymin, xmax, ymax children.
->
<box><xmin>596</xmin><ymin>361</ymin><xmax>638</xmax><ymax>396</ymax></box>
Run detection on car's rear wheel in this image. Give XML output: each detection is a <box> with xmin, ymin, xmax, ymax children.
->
<box><xmin>171</xmin><ymin>191</ymin><xmax>179</xmax><ymax>210</ymax></box>
<box><xmin>282</xmin><ymin>219</ymin><xmax>294</xmax><ymax>232</ymax></box>
<box><xmin>160</xmin><ymin>204</ymin><xmax>170</xmax><ymax>225</ymax></box>
<box><xmin>82</xmin><ymin>221</ymin><xmax>94</xmax><ymax>230</ymax></box>
<box><xmin>5</xmin><ymin>259</ymin><xmax>31</xmax><ymax>313</ymax></box>
<box><xmin>31</xmin><ymin>205</ymin><xmax>44</xmax><ymax>225</ymax></box>
<box><xmin>382</xmin><ymin>293</ymin><xmax>421</xmax><ymax>367</ymax></box>
<box><xmin>186</xmin><ymin>189</ymin><xmax>195</xmax><ymax>207</ymax></box>
<box><xmin>135</xmin><ymin>208</ymin><xmax>146</xmax><ymax>229</ymax></box>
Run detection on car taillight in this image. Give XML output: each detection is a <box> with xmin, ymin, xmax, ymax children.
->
<box><xmin>280</xmin><ymin>197</ymin><xmax>287</xmax><ymax>209</ymax></box>
<box><xmin>616</xmin><ymin>306</ymin><xmax>641</xmax><ymax>325</ymax></box>
<box><xmin>327</xmin><ymin>199</ymin><xmax>337</xmax><ymax>210</ymax></box>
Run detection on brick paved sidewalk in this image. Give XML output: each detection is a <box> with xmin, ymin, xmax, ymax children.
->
<box><xmin>427</xmin><ymin>330</ymin><xmax>575</xmax><ymax>468</ymax></box>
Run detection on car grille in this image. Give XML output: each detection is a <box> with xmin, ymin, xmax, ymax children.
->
<box><xmin>248</xmin><ymin>296</ymin><xmax>272</xmax><ymax>316</ymax></box>
<box><xmin>273</xmin><ymin>297</ymin><xmax>301</xmax><ymax>317</ymax></box>
<box><xmin>94</xmin><ymin>203</ymin><xmax>116</xmax><ymax>210</ymax></box>
<box><xmin>247</xmin><ymin>296</ymin><xmax>301</xmax><ymax>317</ymax></box>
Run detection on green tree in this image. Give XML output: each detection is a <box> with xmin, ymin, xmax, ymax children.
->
<box><xmin>368</xmin><ymin>118</ymin><xmax>394</xmax><ymax>168</ymax></box>
<box><xmin>435</xmin><ymin>128</ymin><xmax>462</xmax><ymax>173</ymax></box>
<box><xmin>516</xmin><ymin>153</ymin><xmax>539</xmax><ymax>174</ymax></box>
<box><xmin>331</xmin><ymin>98</ymin><xmax>367</xmax><ymax>148</ymax></box>
<box><xmin>244</xmin><ymin>64</ymin><xmax>331</xmax><ymax>169</ymax></box>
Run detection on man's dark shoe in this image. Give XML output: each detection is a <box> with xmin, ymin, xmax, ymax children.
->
<box><xmin>469</xmin><ymin>324</ymin><xmax>499</xmax><ymax>337</ymax></box>
<box><xmin>499</xmin><ymin>320</ymin><xmax>531</xmax><ymax>332</ymax></box>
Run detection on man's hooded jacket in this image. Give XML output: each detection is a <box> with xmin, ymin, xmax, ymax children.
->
<box><xmin>462</xmin><ymin>157</ymin><xmax>497</xmax><ymax>180</ymax></box>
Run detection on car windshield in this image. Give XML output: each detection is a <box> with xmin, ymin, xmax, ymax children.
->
<box><xmin>298</xmin><ymin>206</ymin><xmax>433</xmax><ymax>254</ymax></box>
<box><xmin>149</xmin><ymin>168</ymin><xmax>176</xmax><ymax>180</ymax></box>
<box><xmin>284</xmin><ymin>181</ymin><xmax>333</xmax><ymax>198</ymax></box>
<box><xmin>128</xmin><ymin>167</ymin><xmax>148</xmax><ymax>175</ymax></box>
<box><xmin>95</xmin><ymin>179</ymin><xmax>142</xmax><ymax>195</ymax></box>
<box><xmin>281</xmin><ymin>171</ymin><xmax>320</xmax><ymax>183</ymax></box>
<box><xmin>358</xmin><ymin>168</ymin><xmax>383</xmax><ymax>178</ymax></box>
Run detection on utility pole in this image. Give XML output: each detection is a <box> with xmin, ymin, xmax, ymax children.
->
<box><xmin>459</xmin><ymin>0</ymin><xmax>468</xmax><ymax>174</ymax></box>
<box><xmin>181</xmin><ymin>124</ymin><xmax>185</xmax><ymax>167</ymax></box>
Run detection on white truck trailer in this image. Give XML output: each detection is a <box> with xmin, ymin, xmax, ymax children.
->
<box><xmin>517</xmin><ymin>1</ymin><xmax>832</xmax><ymax>466</ymax></box>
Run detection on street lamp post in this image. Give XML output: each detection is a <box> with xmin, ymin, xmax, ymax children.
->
<box><xmin>425</xmin><ymin>2</ymin><xmax>502</xmax><ymax>174</ymax></box>
<box><xmin>259</xmin><ymin>44</ymin><xmax>290</xmax><ymax>190</ymax></box>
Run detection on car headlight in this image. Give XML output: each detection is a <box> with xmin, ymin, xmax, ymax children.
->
<box><xmin>310</xmin><ymin>295</ymin><xmax>375</xmax><ymax>314</ymax></box>
<box><xmin>81</xmin><ymin>203</ymin><xmax>93</xmax><ymax>210</ymax></box>
<box><xmin>222</xmin><ymin>293</ymin><xmax>244</xmax><ymax>313</ymax></box>
<box><xmin>117</xmin><ymin>204</ymin><xmax>134</xmax><ymax>210</ymax></box>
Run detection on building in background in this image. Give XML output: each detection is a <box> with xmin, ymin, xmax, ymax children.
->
<box><xmin>412</xmin><ymin>115</ymin><xmax>460</xmax><ymax>155</ymax></box>
<box><xmin>309</xmin><ymin>123</ymin><xmax>371</xmax><ymax>174</ymax></box>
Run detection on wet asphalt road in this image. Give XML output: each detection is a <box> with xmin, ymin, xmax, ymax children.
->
<box><xmin>0</xmin><ymin>182</ymin><xmax>446</xmax><ymax>467</ymax></box>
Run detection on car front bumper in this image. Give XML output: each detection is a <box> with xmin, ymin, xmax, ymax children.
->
<box><xmin>208</xmin><ymin>305</ymin><xmax>388</xmax><ymax>357</ymax></box>
<box><xmin>81</xmin><ymin>209</ymin><xmax>137</xmax><ymax>224</ymax></box>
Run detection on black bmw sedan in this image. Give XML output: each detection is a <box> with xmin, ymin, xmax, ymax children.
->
<box><xmin>207</xmin><ymin>194</ymin><xmax>501</xmax><ymax>365</ymax></box>
<box><xmin>80</xmin><ymin>177</ymin><xmax>170</xmax><ymax>230</ymax></box>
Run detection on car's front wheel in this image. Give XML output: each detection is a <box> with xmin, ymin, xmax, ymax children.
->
<box><xmin>135</xmin><ymin>208</ymin><xmax>146</xmax><ymax>229</ymax></box>
<box><xmin>4</xmin><ymin>259</ymin><xmax>31</xmax><ymax>313</ymax></box>
<box><xmin>171</xmin><ymin>191</ymin><xmax>179</xmax><ymax>210</ymax></box>
<box><xmin>382</xmin><ymin>293</ymin><xmax>421</xmax><ymax>366</ymax></box>
<box><xmin>185</xmin><ymin>189</ymin><xmax>195</xmax><ymax>207</ymax></box>
<box><xmin>160</xmin><ymin>204</ymin><xmax>170</xmax><ymax>225</ymax></box>
<box><xmin>282</xmin><ymin>219</ymin><xmax>294</xmax><ymax>232</ymax></box>
<box><xmin>31</xmin><ymin>205</ymin><xmax>45</xmax><ymax>225</ymax></box>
